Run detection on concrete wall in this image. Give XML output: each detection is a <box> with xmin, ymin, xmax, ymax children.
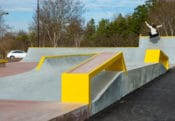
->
<box><xmin>139</xmin><ymin>37</ymin><xmax>175</xmax><ymax>64</ymax></box>
<box><xmin>23</xmin><ymin>37</ymin><xmax>175</xmax><ymax>64</ymax></box>
<box><xmin>91</xmin><ymin>63</ymin><xmax>166</xmax><ymax>115</ymax></box>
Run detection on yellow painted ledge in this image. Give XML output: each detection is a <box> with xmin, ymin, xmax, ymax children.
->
<box><xmin>144</xmin><ymin>49</ymin><xmax>169</xmax><ymax>70</ymax></box>
<box><xmin>61</xmin><ymin>52</ymin><xmax>127</xmax><ymax>104</ymax></box>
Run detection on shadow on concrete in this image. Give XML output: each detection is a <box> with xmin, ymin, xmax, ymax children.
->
<box><xmin>149</xmin><ymin>36</ymin><xmax>160</xmax><ymax>44</ymax></box>
<box><xmin>87</xmin><ymin>68</ymin><xmax>175</xmax><ymax>121</ymax></box>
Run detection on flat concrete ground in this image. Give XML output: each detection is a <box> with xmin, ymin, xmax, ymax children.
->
<box><xmin>0</xmin><ymin>100</ymin><xmax>89</xmax><ymax>121</ymax></box>
<box><xmin>0</xmin><ymin>62</ymin><xmax>37</xmax><ymax>77</ymax></box>
<box><xmin>88</xmin><ymin>68</ymin><xmax>175</xmax><ymax>121</ymax></box>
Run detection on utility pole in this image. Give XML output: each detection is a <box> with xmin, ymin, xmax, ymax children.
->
<box><xmin>0</xmin><ymin>10</ymin><xmax>9</xmax><ymax>39</ymax></box>
<box><xmin>37</xmin><ymin>0</ymin><xmax>40</xmax><ymax>47</ymax></box>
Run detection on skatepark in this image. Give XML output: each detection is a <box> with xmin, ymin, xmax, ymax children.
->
<box><xmin>0</xmin><ymin>36</ymin><xmax>174</xmax><ymax>121</ymax></box>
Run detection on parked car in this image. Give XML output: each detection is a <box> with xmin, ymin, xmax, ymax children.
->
<box><xmin>7</xmin><ymin>50</ymin><xmax>26</xmax><ymax>59</ymax></box>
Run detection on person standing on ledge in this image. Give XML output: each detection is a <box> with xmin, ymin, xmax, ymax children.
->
<box><xmin>145</xmin><ymin>21</ymin><xmax>163</xmax><ymax>38</ymax></box>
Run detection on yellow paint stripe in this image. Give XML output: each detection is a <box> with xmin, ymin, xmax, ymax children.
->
<box><xmin>35</xmin><ymin>53</ymin><xmax>96</xmax><ymax>71</ymax></box>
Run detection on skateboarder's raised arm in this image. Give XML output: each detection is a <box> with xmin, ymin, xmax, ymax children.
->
<box><xmin>145</xmin><ymin>21</ymin><xmax>152</xmax><ymax>29</ymax></box>
<box><xmin>156</xmin><ymin>24</ymin><xmax>163</xmax><ymax>29</ymax></box>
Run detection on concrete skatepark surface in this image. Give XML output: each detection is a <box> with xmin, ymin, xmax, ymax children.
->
<box><xmin>0</xmin><ymin>100</ymin><xmax>89</xmax><ymax>121</ymax></box>
<box><xmin>91</xmin><ymin>63</ymin><xmax>166</xmax><ymax>114</ymax></box>
<box><xmin>0</xmin><ymin>36</ymin><xmax>174</xmax><ymax>120</ymax></box>
<box><xmin>0</xmin><ymin>55</ymin><xmax>91</xmax><ymax>101</ymax></box>
<box><xmin>88</xmin><ymin>68</ymin><xmax>175</xmax><ymax>121</ymax></box>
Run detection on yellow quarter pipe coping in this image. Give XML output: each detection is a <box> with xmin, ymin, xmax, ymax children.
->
<box><xmin>144</xmin><ymin>49</ymin><xmax>169</xmax><ymax>70</ymax></box>
<box><xmin>61</xmin><ymin>52</ymin><xmax>127</xmax><ymax>104</ymax></box>
<box><xmin>35</xmin><ymin>53</ymin><xmax>96</xmax><ymax>70</ymax></box>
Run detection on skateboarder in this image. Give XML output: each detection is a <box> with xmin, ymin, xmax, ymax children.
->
<box><xmin>145</xmin><ymin>21</ymin><xmax>162</xmax><ymax>38</ymax></box>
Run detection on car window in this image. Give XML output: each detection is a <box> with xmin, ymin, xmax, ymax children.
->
<box><xmin>12</xmin><ymin>51</ymin><xmax>18</xmax><ymax>53</ymax></box>
<box><xmin>17</xmin><ymin>51</ymin><xmax>24</xmax><ymax>53</ymax></box>
<box><xmin>12</xmin><ymin>50</ymin><xmax>24</xmax><ymax>53</ymax></box>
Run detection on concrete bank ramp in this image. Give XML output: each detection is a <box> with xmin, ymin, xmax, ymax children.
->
<box><xmin>88</xmin><ymin>67</ymin><xmax>175</xmax><ymax>121</ymax></box>
<box><xmin>0</xmin><ymin>55</ymin><xmax>91</xmax><ymax>101</ymax></box>
<box><xmin>60</xmin><ymin>51</ymin><xmax>168</xmax><ymax>115</ymax></box>
<box><xmin>91</xmin><ymin>63</ymin><xmax>166</xmax><ymax>114</ymax></box>
<box><xmin>23</xmin><ymin>48</ymin><xmax>146</xmax><ymax>65</ymax></box>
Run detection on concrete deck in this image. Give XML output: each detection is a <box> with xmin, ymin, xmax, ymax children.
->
<box><xmin>0</xmin><ymin>100</ymin><xmax>89</xmax><ymax>121</ymax></box>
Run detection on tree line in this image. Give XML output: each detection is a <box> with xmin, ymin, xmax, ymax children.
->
<box><xmin>29</xmin><ymin>0</ymin><xmax>151</xmax><ymax>47</ymax></box>
<box><xmin>0</xmin><ymin>0</ymin><xmax>175</xmax><ymax>58</ymax></box>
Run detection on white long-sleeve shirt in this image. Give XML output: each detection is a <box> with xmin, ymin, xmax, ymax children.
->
<box><xmin>145</xmin><ymin>22</ymin><xmax>162</xmax><ymax>35</ymax></box>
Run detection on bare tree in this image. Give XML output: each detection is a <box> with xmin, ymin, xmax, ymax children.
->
<box><xmin>148</xmin><ymin>0</ymin><xmax>175</xmax><ymax>36</ymax></box>
<box><xmin>65</xmin><ymin>18</ymin><xmax>84</xmax><ymax>47</ymax></box>
<box><xmin>31</xmin><ymin>0</ymin><xmax>84</xmax><ymax>47</ymax></box>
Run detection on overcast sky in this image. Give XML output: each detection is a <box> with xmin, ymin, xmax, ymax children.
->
<box><xmin>0</xmin><ymin>0</ymin><xmax>146</xmax><ymax>32</ymax></box>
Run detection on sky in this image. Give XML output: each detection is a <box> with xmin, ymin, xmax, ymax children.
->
<box><xmin>0</xmin><ymin>0</ymin><xmax>146</xmax><ymax>32</ymax></box>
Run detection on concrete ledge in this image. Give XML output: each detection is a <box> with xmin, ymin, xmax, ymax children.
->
<box><xmin>61</xmin><ymin>52</ymin><xmax>127</xmax><ymax>104</ymax></box>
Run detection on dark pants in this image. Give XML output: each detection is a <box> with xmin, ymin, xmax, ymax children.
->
<box><xmin>149</xmin><ymin>32</ymin><xmax>159</xmax><ymax>38</ymax></box>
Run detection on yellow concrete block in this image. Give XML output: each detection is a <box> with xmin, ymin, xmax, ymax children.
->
<box><xmin>144</xmin><ymin>49</ymin><xmax>169</xmax><ymax>70</ymax></box>
<box><xmin>61</xmin><ymin>73</ymin><xmax>90</xmax><ymax>104</ymax></box>
<box><xmin>144</xmin><ymin>49</ymin><xmax>160</xmax><ymax>63</ymax></box>
<box><xmin>61</xmin><ymin>52</ymin><xmax>127</xmax><ymax>104</ymax></box>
